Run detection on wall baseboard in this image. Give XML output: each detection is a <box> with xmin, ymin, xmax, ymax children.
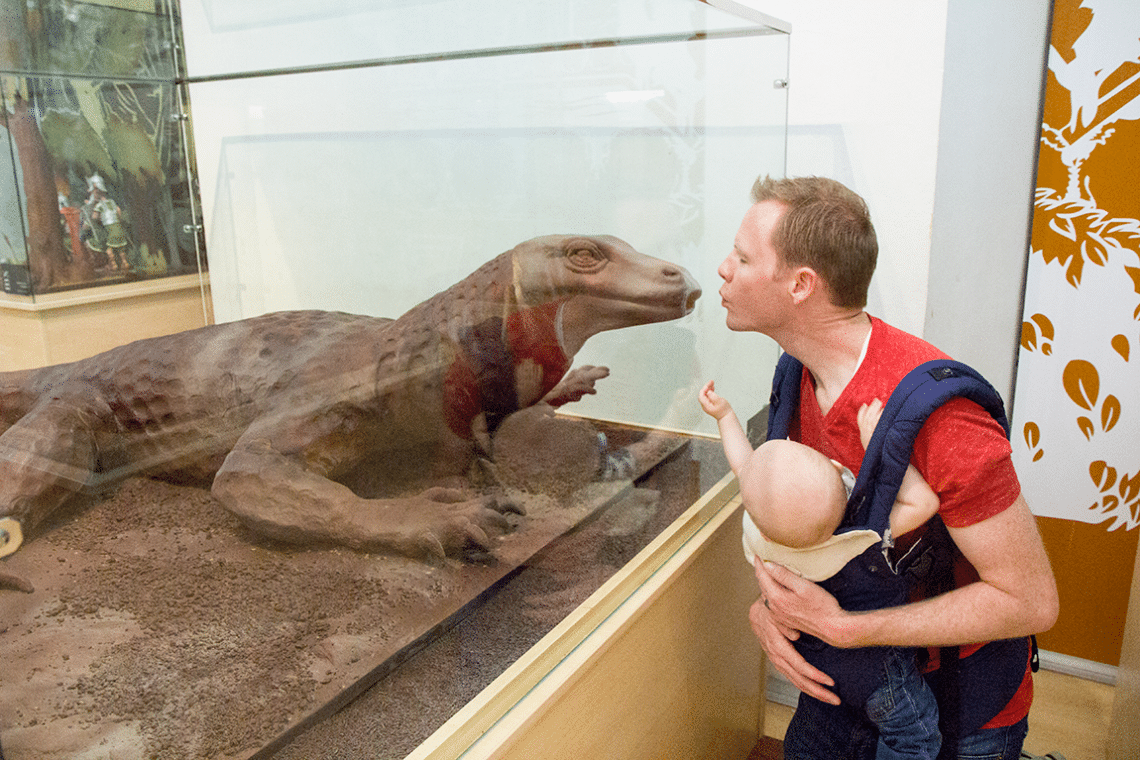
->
<box><xmin>765</xmin><ymin>669</ymin><xmax>799</xmax><ymax>708</ymax></box>
<box><xmin>1037</xmin><ymin>649</ymin><xmax>1118</xmax><ymax>685</ymax></box>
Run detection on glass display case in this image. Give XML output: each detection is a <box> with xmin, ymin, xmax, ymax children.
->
<box><xmin>182</xmin><ymin>5</ymin><xmax>786</xmax><ymax>753</ymax></box>
<box><xmin>0</xmin><ymin>2</ymin><xmax>789</xmax><ymax>758</ymax></box>
<box><xmin>183</xmin><ymin>0</ymin><xmax>789</xmax><ymax>438</ymax></box>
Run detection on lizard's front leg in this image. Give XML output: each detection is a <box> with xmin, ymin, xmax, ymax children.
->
<box><xmin>541</xmin><ymin>365</ymin><xmax>609</xmax><ymax>407</ymax></box>
<box><xmin>212</xmin><ymin>434</ymin><xmax>520</xmax><ymax>561</ymax></box>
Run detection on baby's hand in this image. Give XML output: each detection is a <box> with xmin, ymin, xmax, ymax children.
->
<box><xmin>857</xmin><ymin>398</ymin><xmax>885</xmax><ymax>450</ymax></box>
<box><xmin>698</xmin><ymin>380</ymin><xmax>732</xmax><ymax>420</ymax></box>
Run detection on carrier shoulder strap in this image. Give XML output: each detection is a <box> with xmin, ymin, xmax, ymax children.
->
<box><xmin>766</xmin><ymin>353</ymin><xmax>1010</xmax><ymax>532</ymax></box>
<box><xmin>765</xmin><ymin>350</ymin><xmax>805</xmax><ymax>442</ymax></box>
<box><xmin>845</xmin><ymin>359</ymin><xmax>1010</xmax><ymax>533</ymax></box>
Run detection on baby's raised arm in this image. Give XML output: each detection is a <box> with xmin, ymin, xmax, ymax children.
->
<box><xmin>699</xmin><ymin>380</ymin><xmax>754</xmax><ymax>476</ymax></box>
<box><xmin>857</xmin><ymin>399</ymin><xmax>940</xmax><ymax>536</ymax></box>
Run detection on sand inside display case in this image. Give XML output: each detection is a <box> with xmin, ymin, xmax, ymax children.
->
<box><xmin>0</xmin><ymin>420</ymin><xmax>732</xmax><ymax>759</ymax></box>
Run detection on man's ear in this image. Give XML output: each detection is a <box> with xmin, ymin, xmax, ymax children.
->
<box><xmin>789</xmin><ymin>266</ymin><xmax>820</xmax><ymax>305</ymax></box>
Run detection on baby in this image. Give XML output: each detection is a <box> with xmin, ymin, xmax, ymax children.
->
<box><xmin>700</xmin><ymin>379</ymin><xmax>944</xmax><ymax>760</ymax></box>
<box><xmin>699</xmin><ymin>381</ymin><xmax>938</xmax><ymax>579</ymax></box>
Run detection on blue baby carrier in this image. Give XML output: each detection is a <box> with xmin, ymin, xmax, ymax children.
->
<box><xmin>766</xmin><ymin>352</ymin><xmax>1036</xmax><ymax>756</ymax></box>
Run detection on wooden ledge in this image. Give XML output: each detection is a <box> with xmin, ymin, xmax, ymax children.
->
<box><xmin>0</xmin><ymin>273</ymin><xmax>208</xmax><ymax>314</ymax></box>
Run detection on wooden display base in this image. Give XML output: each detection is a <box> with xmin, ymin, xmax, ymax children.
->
<box><xmin>750</xmin><ymin>736</ymin><xmax>785</xmax><ymax>760</ymax></box>
<box><xmin>0</xmin><ymin>274</ymin><xmax>211</xmax><ymax>371</ymax></box>
<box><xmin>0</xmin><ymin>423</ymin><xmax>684</xmax><ymax>760</ymax></box>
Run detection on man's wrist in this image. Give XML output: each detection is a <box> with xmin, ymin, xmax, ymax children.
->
<box><xmin>826</xmin><ymin>609</ymin><xmax>869</xmax><ymax>649</ymax></box>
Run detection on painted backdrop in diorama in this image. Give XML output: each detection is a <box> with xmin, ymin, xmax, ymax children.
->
<box><xmin>0</xmin><ymin>0</ymin><xmax>201</xmax><ymax>295</ymax></box>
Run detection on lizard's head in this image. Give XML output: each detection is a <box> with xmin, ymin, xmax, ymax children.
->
<box><xmin>510</xmin><ymin>235</ymin><xmax>701</xmax><ymax>328</ymax></box>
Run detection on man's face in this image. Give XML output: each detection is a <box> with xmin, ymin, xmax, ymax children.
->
<box><xmin>717</xmin><ymin>200</ymin><xmax>794</xmax><ymax>334</ymax></box>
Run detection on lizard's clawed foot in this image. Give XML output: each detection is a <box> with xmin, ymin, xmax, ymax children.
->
<box><xmin>404</xmin><ymin>489</ymin><xmax>526</xmax><ymax>562</ymax></box>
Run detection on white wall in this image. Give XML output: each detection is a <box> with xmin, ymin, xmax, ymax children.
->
<box><xmin>927</xmin><ymin>0</ymin><xmax>1051</xmax><ymax>405</ymax></box>
<box><xmin>736</xmin><ymin>0</ymin><xmax>1050</xmax><ymax>405</ymax></box>
<box><xmin>738</xmin><ymin>0</ymin><xmax>951</xmax><ymax>338</ymax></box>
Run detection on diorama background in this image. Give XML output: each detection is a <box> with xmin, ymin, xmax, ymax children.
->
<box><xmin>0</xmin><ymin>0</ymin><xmax>204</xmax><ymax>296</ymax></box>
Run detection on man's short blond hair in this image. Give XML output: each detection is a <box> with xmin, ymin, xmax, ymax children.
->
<box><xmin>751</xmin><ymin>176</ymin><xmax>878</xmax><ymax>309</ymax></box>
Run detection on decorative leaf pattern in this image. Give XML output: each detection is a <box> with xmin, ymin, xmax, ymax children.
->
<box><xmin>1062</xmin><ymin>359</ymin><xmax>1099</xmax><ymax>410</ymax></box>
<box><xmin>1033</xmin><ymin>313</ymin><xmax>1056</xmax><ymax>340</ymax></box>
<box><xmin>1090</xmin><ymin>460</ymin><xmax>1117</xmax><ymax>492</ymax></box>
<box><xmin>1021</xmin><ymin>313</ymin><xmax>1056</xmax><ymax>355</ymax></box>
<box><xmin>1121</xmin><ymin>472</ymin><xmax>1140</xmax><ymax>504</ymax></box>
<box><xmin>1111</xmin><ymin>334</ymin><xmax>1130</xmax><ymax>361</ymax></box>
<box><xmin>1023</xmin><ymin>422</ymin><xmax>1044</xmax><ymax>463</ymax></box>
<box><xmin>1031</xmin><ymin>190</ymin><xmax>1140</xmax><ymax>289</ymax></box>
<box><xmin>1087</xmin><ymin>462</ymin><xmax>1140</xmax><ymax>530</ymax></box>
<box><xmin>1101</xmin><ymin>394</ymin><xmax>1121</xmax><ymax>431</ymax></box>
<box><xmin>1013</xmin><ymin>0</ymin><xmax>1140</xmax><ymax>532</ymax></box>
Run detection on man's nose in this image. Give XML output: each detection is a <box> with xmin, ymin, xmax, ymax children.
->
<box><xmin>716</xmin><ymin>257</ymin><xmax>731</xmax><ymax>281</ymax></box>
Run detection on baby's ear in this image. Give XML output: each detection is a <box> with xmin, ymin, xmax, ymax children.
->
<box><xmin>828</xmin><ymin>458</ymin><xmax>846</xmax><ymax>474</ymax></box>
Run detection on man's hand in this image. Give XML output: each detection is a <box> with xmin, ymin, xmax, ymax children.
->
<box><xmin>754</xmin><ymin>496</ymin><xmax>1057</xmax><ymax>682</ymax></box>
<box><xmin>751</xmin><ymin>557</ymin><xmax>840</xmax><ymax>704</ymax></box>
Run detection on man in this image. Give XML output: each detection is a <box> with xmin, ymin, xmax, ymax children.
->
<box><xmin>719</xmin><ymin>176</ymin><xmax>1057</xmax><ymax>759</ymax></box>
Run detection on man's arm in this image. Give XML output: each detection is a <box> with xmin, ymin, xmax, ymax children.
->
<box><xmin>757</xmin><ymin>494</ymin><xmax>1058</xmax><ymax>650</ymax></box>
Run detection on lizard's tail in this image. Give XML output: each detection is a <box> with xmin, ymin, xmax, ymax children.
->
<box><xmin>1</xmin><ymin>368</ymin><xmax>38</xmax><ymax>435</ymax></box>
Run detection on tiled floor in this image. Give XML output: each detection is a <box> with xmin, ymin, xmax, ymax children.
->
<box><xmin>753</xmin><ymin>667</ymin><xmax>1116</xmax><ymax>760</ymax></box>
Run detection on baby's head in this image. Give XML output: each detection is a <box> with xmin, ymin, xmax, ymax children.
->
<box><xmin>739</xmin><ymin>439</ymin><xmax>848</xmax><ymax>548</ymax></box>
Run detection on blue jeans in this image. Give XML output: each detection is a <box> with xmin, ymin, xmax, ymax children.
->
<box><xmin>784</xmin><ymin>683</ymin><xmax>1029</xmax><ymax>760</ymax></box>
<box><xmin>955</xmin><ymin>718</ymin><xmax>1029</xmax><ymax>760</ymax></box>
<box><xmin>865</xmin><ymin>648</ymin><xmax>941</xmax><ymax>760</ymax></box>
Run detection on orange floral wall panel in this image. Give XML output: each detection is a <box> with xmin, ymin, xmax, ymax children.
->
<box><xmin>1012</xmin><ymin>0</ymin><xmax>1140</xmax><ymax>665</ymax></box>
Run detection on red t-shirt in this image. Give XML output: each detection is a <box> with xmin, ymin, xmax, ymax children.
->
<box><xmin>790</xmin><ymin>316</ymin><xmax>1032</xmax><ymax>727</ymax></box>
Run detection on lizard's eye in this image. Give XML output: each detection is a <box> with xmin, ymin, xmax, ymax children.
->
<box><xmin>564</xmin><ymin>240</ymin><xmax>608</xmax><ymax>273</ymax></box>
